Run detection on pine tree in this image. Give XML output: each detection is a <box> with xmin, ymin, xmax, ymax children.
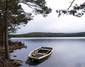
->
<box><xmin>0</xmin><ymin>0</ymin><xmax>51</xmax><ymax>59</ymax></box>
<box><xmin>56</xmin><ymin>0</ymin><xmax>85</xmax><ymax>17</ymax></box>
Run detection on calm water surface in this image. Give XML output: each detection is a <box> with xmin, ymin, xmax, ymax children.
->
<box><xmin>10</xmin><ymin>37</ymin><xmax>85</xmax><ymax>67</ymax></box>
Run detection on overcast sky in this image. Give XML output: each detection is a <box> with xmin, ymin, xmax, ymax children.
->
<box><xmin>16</xmin><ymin>0</ymin><xmax>85</xmax><ymax>34</ymax></box>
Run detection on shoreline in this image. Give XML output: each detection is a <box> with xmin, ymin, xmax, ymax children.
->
<box><xmin>10</xmin><ymin>37</ymin><xmax>85</xmax><ymax>40</ymax></box>
<box><xmin>0</xmin><ymin>41</ymin><xmax>25</xmax><ymax>67</ymax></box>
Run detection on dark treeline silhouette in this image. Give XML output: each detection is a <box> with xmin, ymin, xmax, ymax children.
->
<box><xmin>10</xmin><ymin>32</ymin><xmax>85</xmax><ymax>37</ymax></box>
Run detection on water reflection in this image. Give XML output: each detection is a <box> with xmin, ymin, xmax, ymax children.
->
<box><xmin>26</xmin><ymin>55</ymin><xmax>51</xmax><ymax>66</ymax></box>
<box><xmin>10</xmin><ymin>38</ymin><xmax>85</xmax><ymax>67</ymax></box>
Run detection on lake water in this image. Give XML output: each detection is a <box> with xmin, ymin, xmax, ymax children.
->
<box><xmin>10</xmin><ymin>37</ymin><xmax>85</xmax><ymax>67</ymax></box>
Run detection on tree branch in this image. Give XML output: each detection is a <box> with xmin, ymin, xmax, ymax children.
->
<box><xmin>67</xmin><ymin>0</ymin><xmax>76</xmax><ymax>10</ymax></box>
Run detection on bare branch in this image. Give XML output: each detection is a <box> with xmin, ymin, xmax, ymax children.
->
<box><xmin>67</xmin><ymin>0</ymin><xmax>76</xmax><ymax>10</ymax></box>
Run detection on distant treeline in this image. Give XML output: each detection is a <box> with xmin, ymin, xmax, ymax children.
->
<box><xmin>9</xmin><ymin>32</ymin><xmax>85</xmax><ymax>37</ymax></box>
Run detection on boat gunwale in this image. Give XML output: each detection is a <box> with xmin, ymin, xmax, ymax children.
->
<box><xmin>28</xmin><ymin>47</ymin><xmax>53</xmax><ymax>60</ymax></box>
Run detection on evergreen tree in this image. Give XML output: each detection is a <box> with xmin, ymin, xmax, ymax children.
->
<box><xmin>0</xmin><ymin>0</ymin><xmax>51</xmax><ymax>59</ymax></box>
<box><xmin>56</xmin><ymin>0</ymin><xmax>85</xmax><ymax>17</ymax></box>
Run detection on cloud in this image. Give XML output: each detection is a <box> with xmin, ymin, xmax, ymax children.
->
<box><xmin>16</xmin><ymin>0</ymin><xmax>85</xmax><ymax>34</ymax></box>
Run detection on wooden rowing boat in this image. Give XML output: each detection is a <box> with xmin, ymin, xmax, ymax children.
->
<box><xmin>28</xmin><ymin>47</ymin><xmax>53</xmax><ymax>62</ymax></box>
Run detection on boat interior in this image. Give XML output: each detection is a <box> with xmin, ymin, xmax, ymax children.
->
<box><xmin>31</xmin><ymin>47</ymin><xmax>52</xmax><ymax>57</ymax></box>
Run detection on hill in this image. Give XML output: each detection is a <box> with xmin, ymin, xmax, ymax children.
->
<box><xmin>9</xmin><ymin>32</ymin><xmax>85</xmax><ymax>37</ymax></box>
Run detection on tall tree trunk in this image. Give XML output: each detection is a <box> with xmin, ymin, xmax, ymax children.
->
<box><xmin>4</xmin><ymin>22</ymin><xmax>9</xmax><ymax>59</ymax></box>
<box><xmin>3</xmin><ymin>0</ymin><xmax>9</xmax><ymax>59</ymax></box>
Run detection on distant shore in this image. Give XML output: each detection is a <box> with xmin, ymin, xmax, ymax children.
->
<box><xmin>9</xmin><ymin>32</ymin><xmax>85</xmax><ymax>38</ymax></box>
<box><xmin>10</xmin><ymin>37</ymin><xmax>85</xmax><ymax>40</ymax></box>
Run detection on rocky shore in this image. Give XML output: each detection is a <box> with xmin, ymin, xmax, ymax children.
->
<box><xmin>0</xmin><ymin>41</ymin><xmax>26</xmax><ymax>67</ymax></box>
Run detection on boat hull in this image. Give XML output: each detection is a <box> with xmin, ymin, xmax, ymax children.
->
<box><xmin>29</xmin><ymin>52</ymin><xmax>51</xmax><ymax>62</ymax></box>
<box><xmin>26</xmin><ymin>54</ymin><xmax>51</xmax><ymax>65</ymax></box>
<box><xmin>26</xmin><ymin>47</ymin><xmax>53</xmax><ymax>65</ymax></box>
